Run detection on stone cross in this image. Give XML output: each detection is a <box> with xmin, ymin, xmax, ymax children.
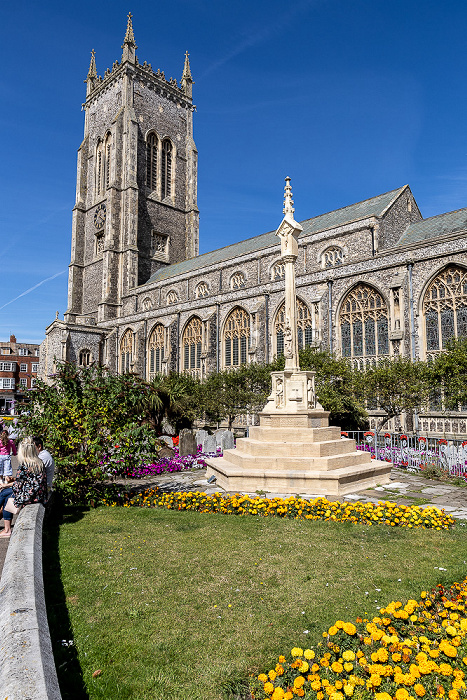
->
<box><xmin>275</xmin><ymin>177</ymin><xmax>303</xmax><ymax>371</ymax></box>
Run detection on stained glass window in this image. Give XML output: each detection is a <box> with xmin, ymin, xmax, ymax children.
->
<box><xmin>148</xmin><ymin>324</ymin><xmax>165</xmax><ymax>378</ymax></box>
<box><xmin>339</xmin><ymin>284</ymin><xmax>389</xmax><ymax>363</ymax></box>
<box><xmin>275</xmin><ymin>299</ymin><xmax>314</xmax><ymax>356</ymax></box>
<box><xmin>423</xmin><ymin>265</ymin><xmax>467</xmax><ymax>356</ymax></box>
<box><xmin>183</xmin><ymin>317</ymin><xmax>202</xmax><ymax>377</ymax></box>
<box><xmin>224</xmin><ymin>307</ymin><xmax>250</xmax><ymax>367</ymax></box>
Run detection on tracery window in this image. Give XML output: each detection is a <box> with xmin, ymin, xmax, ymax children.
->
<box><xmin>231</xmin><ymin>272</ymin><xmax>246</xmax><ymax>290</ymax></box>
<box><xmin>275</xmin><ymin>299</ymin><xmax>314</xmax><ymax>356</ymax></box>
<box><xmin>183</xmin><ymin>317</ymin><xmax>202</xmax><ymax>377</ymax></box>
<box><xmin>161</xmin><ymin>139</ymin><xmax>173</xmax><ymax>199</ymax></box>
<box><xmin>339</xmin><ymin>284</ymin><xmax>389</xmax><ymax>365</ymax></box>
<box><xmin>146</xmin><ymin>132</ymin><xmax>158</xmax><ymax>191</ymax></box>
<box><xmin>104</xmin><ymin>132</ymin><xmax>112</xmax><ymax>189</ymax></box>
<box><xmin>148</xmin><ymin>324</ymin><xmax>165</xmax><ymax>378</ymax></box>
<box><xmin>142</xmin><ymin>297</ymin><xmax>152</xmax><ymax>311</ymax></box>
<box><xmin>166</xmin><ymin>290</ymin><xmax>179</xmax><ymax>305</ymax></box>
<box><xmin>195</xmin><ymin>282</ymin><xmax>209</xmax><ymax>299</ymax></box>
<box><xmin>224</xmin><ymin>307</ymin><xmax>250</xmax><ymax>367</ymax></box>
<box><xmin>322</xmin><ymin>246</ymin><xmax>344</xmax><ymax>268</ymax></box>
<box><xmin>423</xmin><ymin>265</ymin><xmax>467</xmax><ymax>357</ymax></box>
<box><xmin>120</xmin><ymin>330</ymin><xmax>134</xmax><ymax>374</ymax></box>
<box><xmin>79</xmin><ymin>349</ymin><xmax>92</xmax><ymax>367</ymax></box>
<box><xmin>272</xmin><ymin>262</ymin><xmax>285</xmax><ymax>281</ymax></box>
<box><xmin>96</xmin><ymin>141</ymin><xmax>103</xmax><ymax>197</ymax></box>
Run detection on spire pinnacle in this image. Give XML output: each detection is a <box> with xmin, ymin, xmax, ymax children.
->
<box><xmin>88</xmin><ymin>49</ymin><xmax>97</xmax><ymax>79</ymax></box>
<box><xmin>181</xmin><ymin>51</ymin><xmax>194</xmax><ymax>98</ymax></box>
<box><xmin>283</xmin><ymin>177</ymin><xmax>295</xmax><ymax>217</ymax></box>
<box><xmin>121</xmin><ymin>12</ymin><xmax>137</xmax><ymax>64</ymax></box>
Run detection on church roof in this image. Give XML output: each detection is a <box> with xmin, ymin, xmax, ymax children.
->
<box><xmin>397</xmin><ymin>207</ymin><xmax>467</xmax><ymax>246</ymax></box>
<box><xmin>145</xmin><ymin>185</ymin><xmax>407</xmax><ymax>285</ymax></box>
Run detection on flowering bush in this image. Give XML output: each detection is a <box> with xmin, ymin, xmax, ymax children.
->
<box><xmin>251</xmin><ymin>578</ymin><xmax>467</xmax><ymax>699</ymax></box>
<box><xmin>100</xmin><ymin>445</ymin><xmax>219</xmax><ymax>479</ymax></box>
<box><xmin>102</xmin><ymin>491</ymin><xmax>455</xmax><ymax>530</ymax></box>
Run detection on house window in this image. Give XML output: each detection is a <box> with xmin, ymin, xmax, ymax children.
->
<box><xmin>20</xmin><ymin>364</ymin><xmax>27</xmax><ymax>372</ymax></box>
<box><xmin>31</xmin><ymin>363</ymin><xmax>39</xmax><ymax>373</ymax></box>
<box><xmin>272</xmin><ymin>262</ymin><xmax>285</xmax><ymax>281</ymax></box>
<box><xmin>79</xmin><ymin>349</ymin><xmax>92</xmax><ymax>367</ymax></box>
<box><xmin>322</xmin><ymin>246</ymin><xmax>344</xmax><ymax>268</ymax></box>
<box><xmin>30</xmin><ymin>378</ymin><xmax>36</xmax><ymax>388</ymax></box>
<box><xmin>339</xmin><ymin>284</ymin><xmax>389</xmax><ymax>368</ymax></box>
<box><xmin>423</xmin><ymin>265</ymin><xmax>467</xmax><ymax>358</ymax></box>
<box><xmin>231</xmin><ymin>272</ymin><xmax>246</xmax><ymax>290</ymax></box>
<box><xmin>18</xmin><ymin>348</ymin><xmax>28</xmax><ymax>356</ymax></box>
<box><xmin>0</xmin><ymin>379</ymin><xmax>15</xmax><ymax>389</ymax></box>
<box><xmin>161</xmin><ymin>139</ymin><xmax>173</xmax><ymax>199</ymax></box>
<box><xmin>148</xmin><ymin>324</ymin><xmax>165</xmax><ymax>378</ymax></box>
<box><xmin>20</xmin><ymin>378</ymin><xmax>27</xmax><ymax>388</ymax></box>
<box><xmin>275</xmin><ymin>299</ymin><xmax>314</xmax><ymax>356</ymax></box>
<box><xmin>146</xmin><ymin>132</ymin><xmax>158</xmax><ymax>191</ymax></box>
<box><xmin>183</xmin><ymin>317</ymin><xmax>202</xmax><ymax>377</ymax></box>
<box><xmin>195</xmin><ymin>282</ymin><xmax>209</xmax><ymax>299</ymax></box>
<box><xmin>0</xmin><ymin>363</ymin><xmax>15</xmax><ymax>372</ymax></box>
<box><xmin>224</xmin><ymin>308</ymin><xmax>250</xmax><ymax>367</ymax></box>
<box><xmin>120</xmin><ymin>330</ymin><xmax>134</xmax><ymax>374</ymax></box>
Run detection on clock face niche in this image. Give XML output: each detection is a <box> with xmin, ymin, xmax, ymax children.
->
<box><xmin>94</xmin><ymin>203</ymin><xmax>106</xmax><ymax>230</ymax></box>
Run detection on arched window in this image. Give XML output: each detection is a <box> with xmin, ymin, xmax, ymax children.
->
<box><xmin>148</xmin><ymin>324</ymin><xmax>165</xmax><ymax>378</ymax></box>
<box><xmin>161</xmin><ymin>139</ymin><xmax>172</xmax><ymax>199</ymax></box>
<box><xmin>79</xmin><ymin>349</ymin><xmax>92</xmax><ymax>367</ymax></box>
<box><xmin>142</xmin><ymin>297</ymin><xmax>152</xmax><ymax>311</ymax></box>
<box><xmin>272</xmin><ymin>262</ymin><xmax>285</xmax><ymax>281</ymax></box>
<box><xmin>183</xmin><ymin>317</ymin><xmax>202</xmax><ymax>376</ymax></box>
<box><xmin>339</xmin><ymin>284</ymin><xmax>389</xmax><ymax>365</ymax></box>
<box><xmin>423</xmin><ymin>265</ymin><xmax>467</xmax><ymax>357</ymax></box>
<box><xmin>195</xmin><ymin>282</ymin><xmax>209</xmax><ymax>299</ymax></box>
<box><xmin>146</xmin><ymin>132</ymin><xmax>158</xmax><ymax>191</ymax></box>
<box><xmin>96</xmin><ymin>140</ymin><xmax>103</xmax><ymax>197</ymax></box>
<box><xmin>231</xmin><ymin>272</ymin><xmax>246</xmax><ymax>290</ymax></box>
<box><xmin>224</xmin><ymin>308</ymin><xmax>250</xmax><ymax>367</ymax></box>
<box><xmin>120</xmin><ymin>330</ymin><xmax>134</xmax><ymax>374</ymax></box>
<box><xmin>166</xmin><ymin>290</ymin><xmax>179</xmax><ymax>305</ymax></box>
<box><xmin>275</xmin><ymin>299</ymin><xmax>314</xmax><ymax>356</ymax></box>
<box><xmin>322</xmin><ymin>246</ymin><xmax>344</xmax><ymax>268</ymax></box>
<box><xmin>104</xmin><ymin>132</ymin><xmax>112</xmax><ymax>190</ymax></box>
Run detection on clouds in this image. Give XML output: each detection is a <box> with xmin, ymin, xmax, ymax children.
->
<box><xmin>0</xmin><ymin>271</ymin><xmax>67</xmax><ymax>312</ymax></box>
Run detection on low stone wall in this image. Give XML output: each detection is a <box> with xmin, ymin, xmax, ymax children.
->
<box><xmin>0</xmin><ymin>504</ymin><xmax>61</xmax><ymax>699</ymax></box>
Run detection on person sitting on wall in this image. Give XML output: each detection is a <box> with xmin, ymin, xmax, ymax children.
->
<box><xmin>0</xmin><ymin>430</ymin><xmax>17</xmax><ymax>480</ymax></box>
<box><xmin>0</xmin><ymin>437</ymin><xmax>47</xmax><ymax>538</ymax></box>
<box><xmin>33</xmin><ymin>437</ymin><xmax>55</xmax><ymax>495</ymax></box>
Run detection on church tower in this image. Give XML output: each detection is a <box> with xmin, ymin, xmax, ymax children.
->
<box><xmin>65</xmin><ymin>14</ymin><xmax>199</xmax><ymax>324</ymax></box>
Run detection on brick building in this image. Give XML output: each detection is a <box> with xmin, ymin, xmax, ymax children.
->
<box><xmin>0</xmin><ymin>335</ymin><xmax>39</xmax><ymax>415</ymax></box>
<box><xmin>41</xmin><ymin>15</ymin><xmax>467</xmax><ymax>437</ymax></box>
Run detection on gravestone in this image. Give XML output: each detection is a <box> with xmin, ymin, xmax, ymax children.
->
<box><xmin>179</xmin><ymin>429</ymin><xmax>197</xmax><ymax>457</ymax></box>
<box><xmin>215</xmin><ymin>430</ymin><xmax>226</xmax><ymax>446</ymax></box>
<box><xmin>160</xmin><ymin>435</ymin><xmax>174</xmax><ymax>446</ymax></box>
<box><xmin>203</xmin><ymin>434</ymin><xmax>217</xmax><ymax>454</ymax></box>
<box><xmin>196</xmin><ymin>429</ymin><xmax>208</xmax><ymax>447</ymax></box>
<box><xmin>221</xmin><ymin>430</ymin><xmax>235</xmax><ymax>451</ymax></box>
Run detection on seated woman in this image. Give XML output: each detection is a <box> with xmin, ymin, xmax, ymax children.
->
<box><xmin>0</xmin><ymin>436</ymin><xmax>47</xmax><ymax>538</ymax></box>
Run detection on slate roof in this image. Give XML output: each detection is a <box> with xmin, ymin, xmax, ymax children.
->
<box><xmin>145</xmin><ymin>186</ymin><xmax>407</xmax><ymax>286</ymax></box>
<box><xmin>397</xmin><ymin>207</ymin><xmax>467</xmax><ymax>246</ymax></box>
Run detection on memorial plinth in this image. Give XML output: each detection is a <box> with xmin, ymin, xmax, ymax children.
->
<box><xmin>205</xmin><ymin>178</ymin><xmax>392</xmax><ymax>497</ymax></box>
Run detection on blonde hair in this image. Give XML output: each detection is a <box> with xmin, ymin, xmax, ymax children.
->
<box><xmin>18</xmin><ymin>437</ymin><xmax>44</xmax><ymax>475</ymax></box>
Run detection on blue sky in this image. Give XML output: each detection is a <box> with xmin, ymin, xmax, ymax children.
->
<box><xmin>3</xmin><ymin>0</ymin><xmax>467</xmax><ymax>342</ymax></box>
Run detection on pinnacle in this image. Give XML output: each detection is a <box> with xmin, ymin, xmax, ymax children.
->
<box><xmin>87</xmin><ymin>49</ymin><xmax>97</xmax><ymax>79</ymax></box>
<box><xmin>122</xmin><ymin>12</ymin><xmax>137</xmax><ymax>49</ymax></box>
<box><xmin>182</xmin><ymin>51</ymin><xmax>193</xmax><ymax>80</ymax></box>
<box><xmin>283</xmin><ymin>176</ymin><xmax>295</xmax><ymax>216</ymax></box>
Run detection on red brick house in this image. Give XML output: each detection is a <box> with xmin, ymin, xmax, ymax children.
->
<box><xmin>0</xmin><ymin>335</ymin><xmax>40</xmax><ymax>415</ymax></box>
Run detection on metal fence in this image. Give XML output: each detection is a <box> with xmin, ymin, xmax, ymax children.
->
<box><xmin>343</xmin><ymin>430</ymin><xmax>467</xmax><ymax>477</ymax></box>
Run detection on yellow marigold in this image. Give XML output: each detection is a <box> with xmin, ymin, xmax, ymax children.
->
<box><xmin>440</xmin><ymin>663</ymin><xmax>453</xmax><ymax>676</ymax></box>
<box><xmin>452</xmin><ymin>679</ymin><xmax>466</xmax><ymax>690</ymax></box>
<box><xmin>268</xmin><ymin>670</ymin><xmax>277</xmax><ymax>682</ymax></box>
<box><xmin>330</xmin><ymin>693</ymin><xmax>344</xmax><ymax>700</ymax></box>
<box><xmin>342</xmin><ymin>650</ymin><xmax>355</xmax><ymax>662</ymax></box>
<box><xmin>284</xmin><ymin>693</ymin><xmax>293</xmax><ymax>700</ymax></box>
<box><xmin>335</xmin><ymin>620</ymin><xmax>345</xmax><ymax>629</ymax></box>
<box><xmin>329</xmin><ymin>626</ymin><xmax>339</xmax><ymax>636</ymax></box>
<box><xmin>272</xmin><ymin>689</ymin><xmax>285</xmax><ymax>700</ymax></box>
<box><xmin>448</xmin><ymin>690</ymin><xmax>460</xmax><ymax>700</ymax></box>
<box><xmin>276</xmin><ymin>664</ymin><xmax>284</xmax><ymax>676</ymax></box>
<box><xmin>311</xmin><ymin>680</ymin><xmax>321</xmax><ymax>691</ymax></box>
<box><xmin>344</xmin><ymin>662</ymin><xmax>354</xmax><ymax>672</ymax></box>
<box><xmin>343</xmin><ymin>684</ymin><xmax>354</xmax><ymax>697</ymax></box>
<box><xmin>258</xmin><ymin>673</ymin><xmax>268</xmax><ymax>682</ymax></box>
<box><xmin>304</xmin><ymin>649</ymin><xmax>315</xmax><ymax>660</ymax></box>
<box><xmin>414</xmin><ymin>683</ymin><xmax>426</xmax><ymax>697</ymax></box>
<box><xmin>331</xmin><ymin>661</ymin><xmax>344</xmax><ymax>673</ymax></box>
<box><xmin>375</xmin><ymin>694</ymin><xmax>392</xmax><ymax>700</ymax></box>
<box><xmin>299</xmin><ymin>661</ymin><xmax>309</xmax><ymax>673</ymax></box>
<box><xmin>446</xmin><ymin>625</ymin><xmax>457</xmax><ymax>636</ymax></box>
<box><xmin>264</xmin><ymin>681</ymin><xmax>274</xmax><ymax>694</ymax></box>
<box><xmin>279</xmin><ymin>655</ymin><xmax>286</xmax><ymax>663</ymax></box>
<box><xmin>294</xmin><ymin>676</ymin><xmax>305</xmax><ymax>689</ymax></box>
<box><xmin>343</xmin><ymin>622</ymin><xmax>357</xmax><ymax>635</ymax></box>
<box><xmin>392</xmin><ymin>653</ymin><xmax>402</xmax><ymax>662</ymax></box>
<box><xmin>395</xmin><ymin>689</ymin><xmax>410</xmax><ymax>700</ymax></box>
<box><xmin>291</xmin><ymin>647</ymin><xmax>304</xmax><ymax>657</ymax></box>
<box><xmin>378</xmin><ymin>648</ymin><xmax>389</xmax><ymax>662</ymax></box>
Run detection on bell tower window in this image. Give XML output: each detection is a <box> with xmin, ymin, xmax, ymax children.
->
<box><xmin>161</xmin><ymin>139</ymin><xmax>173</xmax><ymax>199</ymax></box>
<box><xmin>146</xmin><ymin>133</ymin><xmax>158</xmax><ymax>191</ymax></box>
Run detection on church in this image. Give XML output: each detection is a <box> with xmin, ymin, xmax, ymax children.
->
<box><xmin>41</xmin><ymin>15</ymin><xmax>467</xmax><ymax>437</ymax></box>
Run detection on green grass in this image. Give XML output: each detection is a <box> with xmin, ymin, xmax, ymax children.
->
<box><xmin>44</xmin><ymin>506</ymin><xmax>467</xmax><ymax>700</ymax></box>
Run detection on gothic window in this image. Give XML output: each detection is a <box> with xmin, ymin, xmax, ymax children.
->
<box><xmin>422</xmin><ymin>266</ymin><xmax>467</xmax><ymax>357</ymax></box>
<box><xmin>339</xmin><ymin>284</ymin><xmax>389</xmax><ymax>361</ymax></box>
<box><xmin>224</xmin><ymin>307</ymin><xmax>250</xmax><ymax>367</ymax></box>
<box><xmin>96</xmin><ymin>141</ymin><xmax>103</xmax><ymax>197</ymax></box>
<box><xmin>148</xmin><ymin>324</ymin><xmax>165</xmax><ymax>378</ymax></box>
<box><xmin>231</xmin><ymin>272</ymin><xmax>246</xmax><ymax>290</ymax></box>
<box><xmin>195</xmin><ymin>282</ymin><xmax>209</xmax><ymax>299</ymax></box>
<box><xmin>161</xmin><ymin>139</ymin><xmax>173</xmax><ymax>199</ymax></box>
<box><xmin>120</xmin><ymin>330</ymin><xmax>134</xmax><ymax>374</ymax></box>
<box><xmin>183</xmin><ymin>317</ymin><xmax>202</xmax><ymax>377</ymax></box>
<box><xmin>151</xmin><ymin>232</ymin><xmax>168</xmax><ymax>258</ymax></box>
<box><xmin>322</xmin><ymin>246</ymin><xmax>344</xmax><ymax>268</ymax></box>
<box><xmin>104</xmin><ymin>132</ymin><xmax>112</xmax><ymax>190</ymax></box>
<box><xmin>95</xmin><ymin>233</ymin><xmax>104</xmax><ymax>256</ymax></box>
<box><xmin>79</xmin><ymin>349</ymin><xmax>92</xmax><ymax>367</ymax></box>
<box><xmin>272</xmin><ymin>262</ymin><xmax>285</xmax><ymax>281</ymax></box>
<box><xmin>275</xmin><ymin>299</ymin><xmax>314</xmax><ymax>356</ymax></box>
<box><xmin>142</xmin><ymin>297</ymin><xmax>152</xmax><ymax>311</ymax></box>
<box><xmin>166</xmin><ymin>290</ymin><xmax>179</xmax><ymax>305</ymax></box>
<box><xmin>146</xmin><ymin>132</ymin><xmax>158</xmax><ymax>191</ymax></box>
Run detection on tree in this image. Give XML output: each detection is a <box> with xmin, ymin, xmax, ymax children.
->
<box><xmin>428</xmin><ymin>338</ymin><xmax>467</xmax><ymax>411</ymax></box>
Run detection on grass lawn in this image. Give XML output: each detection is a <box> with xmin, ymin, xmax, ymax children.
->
<box><xmin>44</xmin><ymin>504</ymin><xmax>467</xmax><ymax>700</ymax></box>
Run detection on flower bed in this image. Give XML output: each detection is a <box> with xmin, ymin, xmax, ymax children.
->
<box><xmin>100</xmin><ymin>445</ymin><xmax>219</xmax><ymax>479</ymax></box>
<box><xmin>103</xmin><ymin>490</ymin><xmax>455</xmax><ymax>530</ymax></box>
<box><xmin>252</xmin><ymin>578</ymin><xmax>467</xmax><ymax>699</ymax></box>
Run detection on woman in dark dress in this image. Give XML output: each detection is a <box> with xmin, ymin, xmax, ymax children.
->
<box><xmin>0</xmin><ymin>436</ymin><xmax>47</xmax><ymax>537</ymax></box>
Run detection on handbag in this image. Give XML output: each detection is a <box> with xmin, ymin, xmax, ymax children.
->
<box><xmin>4</xmin><ymin>497</ymin><xmax>19</xmax><ymax>515</ymax></box>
